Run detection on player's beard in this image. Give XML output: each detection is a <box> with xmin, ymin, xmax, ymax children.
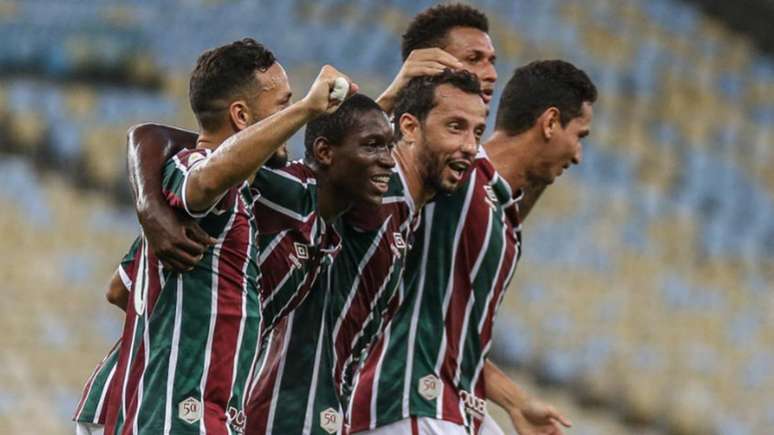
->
<box><xmin>266</xmin><ymin>143</ymin><xmax>289</xmax><ymax>168</ymax></box>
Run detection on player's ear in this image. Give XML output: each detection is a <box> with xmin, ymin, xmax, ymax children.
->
<box><xmin>312</xmin><ymin>136</ymin><xmax>333</xmax><ymax>167</ymax></box>
<box><xmin>398</xmin><ymin>113</ymin><xmax>420</xmax><ymax>145</ymax></box>
<box><xmin>539</xmin><ymin>107</ymin><xmax>560</xmax><ymax>141</ymax></box>
<box><xmin>229</xmin><ymin>100</ymin><xmax>251</xmax><ymax>131</ymax></box>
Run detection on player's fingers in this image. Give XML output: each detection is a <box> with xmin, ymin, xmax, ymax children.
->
<box><xmin>405</xmin><ymin>65</ymin><xmax>447</xmax><ymax>77</ymax></box>
<box><xmin>164</xmin><ymin>247</ymin><xmax>202</xmax><ymax>269</ymax></box>
<box><xmin>185</xmin><ymin>224</ymin><xmax>215</xmax><ymax>247</ymax></box>
<box><xmin>550</xmin><ymin>419</ymin><xmax>565</xmax><ymax>435</ymax></box>
<box><xmin>411</xmin><ymin>48</ymin><xmax>464</xmax><ymax>69</ymax></box>
<box><xmin>175</xmin><ymin>236</ymin><xmax>208</xmax><ymax>257</ymax></box>
<box><xmin>161</xmin><ymin>257</ymin><xmax>192</xmax><ymax>273</ymax></box>
<box><xmin>546</xmin><ymin>407</ymin><xmax>572</xmax><ymax>427</ymax></box>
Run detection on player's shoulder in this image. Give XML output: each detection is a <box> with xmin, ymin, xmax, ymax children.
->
<box><xmin>174</xmin><ymin>147</ymin><xmax>211</xmax><ymax>164</ymax></box>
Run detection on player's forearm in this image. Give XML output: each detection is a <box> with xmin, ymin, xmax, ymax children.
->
<box><xmin>375</xmin><ymin>88</ymin><xmax>398</xmax><ymax>115</ymax></box>
<box><xmin>128</xmin><ymin>123</ymin><xmax>197</xmax><ymax>219</ymax></box>
<box><xmin>484</xmin><ymin>359</ymin><xmax>529</xmax><ymax>412</ymax></box>
<box><xmin>186</xmin><ymin>101</ymin><xmax>316</xmax><ymax>210</ymax></box>
<box><xmin>516</xmin><ymin>181</ymin><xmax>548</xmax><ymax>222</ymax></box>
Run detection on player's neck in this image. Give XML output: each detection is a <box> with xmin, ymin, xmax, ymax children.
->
<box><xmin>315</xmin><ymin>171</ymin><xmax>352</xmax><ymax>221</ymax></box>
<box><xmin>393</xmin><ymin>140</ymin><xmax>435</xmax><ymax>208</ymax></box>
<box><xmin>483</xmin><ymin>130</ymin><xmax>532</xmax><ymax>191</ymax></box>
<box><xmin>196</xmin><ymin>128</ymin><xmax>234</xmax><ymax>151</ymax></box>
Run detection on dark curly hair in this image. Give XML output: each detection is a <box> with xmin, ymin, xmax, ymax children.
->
<box><xmin>189</xmin><ymin>38</ymin><xmax>276</xmax><ymax>131</ymax></box>
<box><xmin>401</xmin><ymin>3</ymin><xmax>488</xmax><ymax>61</ymax></box>
<box><xmin>393</xmin><ymin>69</ymin><xmax>481</xmax><ymax>139</ymax></box>
<box><xmin>495</xmin><ymin>60</ymin><xmax>597</xmax><ymax>135</ymax></box>
<box><xmin>304</xmin><ymin>94</ymin><xmax>386</xmax><ymax>164</ymax></box>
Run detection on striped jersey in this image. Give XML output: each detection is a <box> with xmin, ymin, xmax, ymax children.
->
<box><xmin>104</xmin><ymin>150</ymin><xmax>327</xmax><ymax>435</ymax></box>
<box><xmin>349</xmin><ymin>151</ymin><xmax>522</xmax><ymax>433</ymax></box>
<box><xmin>328</xmin><ymin>166</ymin><xmax>419</xmax><ymax>420</ymax></box>
<box><xmin>73</xmin><ymin>238</ymin><xmax>143</xmax><ymax>425</ymax></box>
<box><xmin>243</xmin><ymin>166</ymin><xmax>419</xmax><ymax>435</ymax></box>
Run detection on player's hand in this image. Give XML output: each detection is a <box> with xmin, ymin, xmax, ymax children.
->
<box><xmin>301</xmin><ymin>65</ymin><xmax>359</xmax><ymax>116</ymax></box>
<box><xmin>510</xmin><ymin>399</ymin><xmax>572</xmax><ymax>435</ymax></box>
<box><xmin>138</xmin><ymin>203</ymin><xmax>214</xmax><ymax>272</ymax></box>
<box><xmin>377</xmin><ymin>48</ymin><xmax>463</xmax><ymax>113</ymax></box>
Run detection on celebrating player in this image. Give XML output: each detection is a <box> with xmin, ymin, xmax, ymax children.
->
<box><xmin>99</xmin><ymin>38</ymin><xmax>357</xmax><ymax>435</ymax></box>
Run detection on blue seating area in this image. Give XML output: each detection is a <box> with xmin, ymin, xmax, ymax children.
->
<box><xmin>0</xmin><ymin>0</ymin><xmax>772</xmax><ymax>433</ymax></box>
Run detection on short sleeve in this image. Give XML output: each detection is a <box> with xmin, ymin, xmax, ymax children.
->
<box><xmin>117</xmin><ymin>236</ymin><xmax>142</xmax><ymax>292</ymax></box>
<box><xmin>162</xmin><ymin>148</ymin><xmax>232</xmax><ymax>218</ymax></box>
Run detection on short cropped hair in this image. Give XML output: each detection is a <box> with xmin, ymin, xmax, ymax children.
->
<box><xmin>401</xmin><ymin>3</ymin><xmax>489</xmax><ymax>61</ymax></box>
<box><xmin>189</xmin><ymin>38</ymin><xmax>276</xmax><ymax>131</ymax></box>
<box><xmin>495</xmin><ymin>60</ymin><xmax>598</xmax><ymax>135</ymax></box>
<box><xmin>393</xmin><ymin>69</ymin><xmax>481</xmax><ymax>139</ymax></box>
<box><xmin>304</xmin><ymin>94</ymin><xmax>386</xmax><ymax>163</ymax></box>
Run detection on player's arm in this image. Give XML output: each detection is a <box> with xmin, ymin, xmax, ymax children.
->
<box><xmin>105</xmin><ymin>269</ymin><xmax>129</xmax><ymax>312</ymax></box>
<box><xmin>515</xmin><ymin>182</ymin><xmax>548</xmax><ymax>222</ymax></box>
<box><xmin>376</xmin><ymin>48</ymin><xmax>463</xmax><ymax>114</ymax></box>
<box><xmin>128</xmin><ymin>123</ymin><xmax>214</xmax><ymax>272</ymax></box>
<box><xmin>484</xmin><ymin>359</ymin><xmax>572</xmax><ymax>435</ymax></box>
<box><xmin>185</xmin><ymin>65</ymin><xmax>357</xmax><ymax>212</ymax></box>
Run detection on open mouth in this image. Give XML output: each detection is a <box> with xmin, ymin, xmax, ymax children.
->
<box><xmin>481</xmin><ymin>89</ymin><xmax>494</xmax><ymax>103</ymax></box>
<box><xmin>370</xmin><ymin>174</ymin><xmax>391</xmax><ymax>193</ymax></box>
<box><xmin>447</xmin><ymin>160</ymin><xmax>470</xmax><ymax>182</ymax></box>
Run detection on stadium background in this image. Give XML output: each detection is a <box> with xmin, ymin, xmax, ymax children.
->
<box><xmin>1</xmin><ymin>0</ymin><xmax>772</xmax><ymax>434</ymax></box>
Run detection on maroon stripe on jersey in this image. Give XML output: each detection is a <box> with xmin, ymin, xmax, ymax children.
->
<box><xmin>202</xmin><ymin>205</ymin><xmax>251</xmax><ymax>435</ymax></box>
<box><xmin>245</xmin><ymin>318</ymin><xmax>289</xmax><ymax>435</ymax></box>
<box><xmin>331</xmin><ymin>223</ymin><xmax>393</xmax><ymax>390</ymax></box>
<box><xmin>437</xmin><ymin>173</ymin><xmax>490</xmax><ymax>425</ymax></box>
<box><xmin>349</xmin><ymin>328</ymin><xmax>386</xmax><ymax>429</ymax></box>
<box><xmin>120</xmin><ymin>257</ymin><xmax>164</xmax><ymax>434</ymax></box>
<box><xmin>411</xmin><ymin>416</ymin><xmax>419</xmax><ymax>435</ymax></box>
<box><xmin>73</xmin><ymin>339</ymin><xmax>121</xmax><ymax>421</ymax></box>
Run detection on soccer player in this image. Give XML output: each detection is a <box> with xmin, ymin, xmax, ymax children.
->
<box><xmin>73</xmin><ymin>239</ymin><xmax>142</xmax><ymax>435</ymax></box>
<box><xmin>246</xmin><ymin>70</ymin><xmax>487</xmax><ymax>435</ymax></box>
<box><xmin>350</xmin><ymin>59</ymin><xmax>597</xmax><ymax>435</ymax></box>
<box><xmin>101</xmin><ymin>38</ymin><xmax>357</xmax><ymax>435</ymax></box>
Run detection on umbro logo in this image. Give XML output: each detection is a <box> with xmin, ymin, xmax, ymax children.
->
<box><xmin>483</xmin><ymin>185</ymin><xmax>498</xmax><ymax>204</ymax></box>
<box><xmin>294</xmin><ymin>242</ymin><xmax>309</xmax><ymax>259</ymax></box>
<box><xmin>393</xmin><ymin>232</ymin><xmax>406</xmax><ymax>249</ymax></box>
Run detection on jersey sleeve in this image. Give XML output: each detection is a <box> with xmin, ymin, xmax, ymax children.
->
<box><xmin>251</xmin><ymin>165</ymin><xmax>317</xmax><ymax>224</ymax></box>
<box><xmin>117</xmin><ymin>236</ymin><xmax>142</xmax><ymax>292</ymax></box>
<box><xmin>162</xmin><ymin>148</ymin><xmax>234</xmax><ymax>218</ymax></box>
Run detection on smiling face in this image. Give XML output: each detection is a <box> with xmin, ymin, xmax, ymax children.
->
<box><xmin>411</xmin><ymin>84</ymin><xmax>488</xmax><ymax>194</ymax></box>
<box><xmin>326</xmin><ymin>109</ymin><xmax>396</xmax><ymax>206</ymax></box>
<box><xmin>532</xmin><ymin>101</ymin><xmax>593</xmax><ymax>184</ymax></box>
<box><xmin>442</xmin><ymin>26</ymin><xmax>497</xmax><ymax>106</ymax></box>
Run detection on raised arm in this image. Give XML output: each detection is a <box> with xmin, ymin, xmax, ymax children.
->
<box><xmin>376</xmin><ymin>48</ymin><xmax>462</xmax><ymax>114</ymax></box>
<box><xmin>484</xmin><ymin>359</ymin><xmax>572</xmax><ymax>435</ymax></box>
<box><xmin>128</xmin><ymin>123</ymin><xmax>213</xmax><ymax>272</ymax></box>
<box><xmin>184</xmin><ymin>65</ymin><xmax>356</xmax><ymax>211</ymax></box>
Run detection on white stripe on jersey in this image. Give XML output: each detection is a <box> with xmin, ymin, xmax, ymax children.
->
<box><xmin>198</xmin><ymin>203</ymin><xmax>238</xmax><ymax>435</ymax></box>
<box><xmin>255</xmin><ymin>196</ymin><xmax>315</xmax><ymax>223</ymax></box>
<box><xmin>433</xmin><ymin>174</ymin><xmax>477</xmax><ymax>419</ymax></box>
<box><xmin>370</xmin><ymin>322</ymin><xmax>392</xmax><ymax>430</ymax></box>
<box><xmin>228</xmin><ymin>216</ymin><xmax>253</xmax><ymax>428</ymax></box>
<box><xmin>302</xmin><ymin>277</ymin><xmax>332</xmax><ymax>435</ymax></box>
<box><xmin>267</xmin><ymin>312</ymin><xmax>295</xmax><ymax>435</ymax></box>
<box><xmin>91</xmin><ymin>357</ymin><xmax>118</xmax><ymax>424</ymax></box>
<box><xmin>163</xmin><ymin>277</ymin><xmax>184</xmax><ymax>435</ymax></box>
<box><xmin>259</xmin><ymin>230</ymin><xmax>289</xmax><ymax>265</ymax></box>
<box><xmin>402</xmin><ymin>203</ymin><xmax>435</xmax><ymax>418</ymax></box>
<box><xmin>331</xmin><ymin>216</ymin><xmax>392</xmax><ymax>351</ymax></box>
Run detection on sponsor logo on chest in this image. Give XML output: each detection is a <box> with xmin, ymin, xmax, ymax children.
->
<box><xmin>483</xmin><ymin>184</ymin><xmax>499</xmax><ymax>210</ymax></box>
<box><xmin>227</xmin><ymin>406</ymin><xmax>246</xmax><ymax>433</ymax></box>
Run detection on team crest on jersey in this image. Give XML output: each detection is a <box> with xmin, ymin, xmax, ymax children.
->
<box><xmin>418</xmin><ymin>374</ymin><xmax>442</xmax><ymax>401</ymax></box>
<box><xmin>319</xmin><ymin>407</ymin><xmax>341</xmax><ymax>434</ymax></box>
<box><xmin>178</xmin><ymin>397</ymin><xmax>202</xmax><ymax>424</ymax></box>
<box><xmin>294</xmin><ymin>242</ymin><xmax>309</xmax><ymax>260</ymax></box>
